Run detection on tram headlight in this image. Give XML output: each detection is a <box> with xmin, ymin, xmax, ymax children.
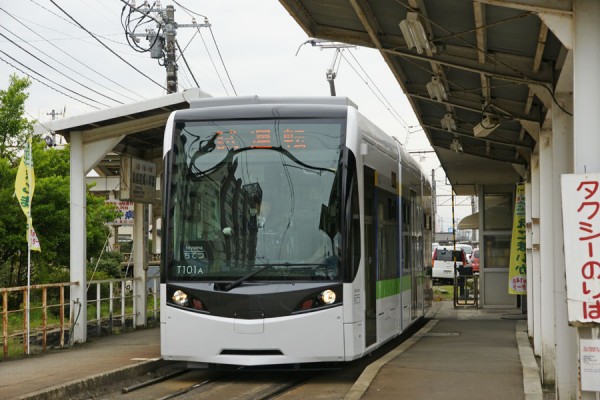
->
<box><xmin>172</xmin><ymin>290</ymin><xmax>189</xmax><ymax>307</ymax></box>
<box><xmin>320</xmin><ymin>289</ymin><xmax>336</xmax><ymax>304</ymax></box>
<box><xmin>295</xmin><ymin>287</ymin><xmax>341</xmax><ymax>312</ymax></box>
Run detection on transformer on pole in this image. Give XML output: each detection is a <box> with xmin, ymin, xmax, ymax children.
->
<box><xmin>122</xmin><ymin>2</ymin><xmax>210</xmax><ymax>94</ymax></box>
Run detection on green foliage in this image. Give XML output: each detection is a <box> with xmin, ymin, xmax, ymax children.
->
<box><xmin>0</xmin><ymin>158</ymin><xmax>23</xmax><ymax>269</ymax></box>
<box><xmin>87</xmin><ymin>251</ymin><xmax>124</xmax><ymax>279</ymax></box>
<box><xmin>0</xmin><ymin>75</ymin><xmax>33</xmax><ymax>163</ymax></box>
<box><xmin>0</xmin><ymin>74</ymin><xmax>124</xmax><ymax>289</ymax></box>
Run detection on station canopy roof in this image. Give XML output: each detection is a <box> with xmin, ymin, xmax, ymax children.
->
<box><xmin>278</xmin><ymin>0</ymin><xmax>571</xmax><ymax>195</ymax></box>
<box><xmin>35</xmin><ymin>88</ymin><xmax>209</xmax><ymax>176</ymax></box>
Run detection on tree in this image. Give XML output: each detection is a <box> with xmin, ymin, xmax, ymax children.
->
<box><xmin>0</xmin><ymin>74</ymin><xmax>33</xmax><ymax>163</ymax></box>
<box><xmin>0</xmin><ymin>75</ymin><xmax>122</xmax><ymax>288</ymax></box>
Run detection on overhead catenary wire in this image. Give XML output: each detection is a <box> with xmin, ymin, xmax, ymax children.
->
<box><xmin>345</xmin><ymin>49</ymin><xmax>411</xmax><ymax>130</ymax></box>
<box><xmin>339</xmin><ymin>50</ymin><xmax>410</xmax><ymax>134</ymax></box>
<box><xmin>48</xmin><ymin>0</ymin><xmax>166</xmax><ymax>91</ymax></box>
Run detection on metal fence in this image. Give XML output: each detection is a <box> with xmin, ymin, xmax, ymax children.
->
<box><xmin>0</xmin><ymin>275</ymin><xmax>160</xmax><ymax>358</ymax></box>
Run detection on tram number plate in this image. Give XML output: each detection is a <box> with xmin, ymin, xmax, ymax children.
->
<box><xmin>175</xmin><ymin>265</ymin><xmax>205</xmax><ymax>276</ymax></box>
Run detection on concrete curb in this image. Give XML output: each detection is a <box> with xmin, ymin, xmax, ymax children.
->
<box><xmin>343</xmin><ymin>319</ymin><xmax>439</xmax><ymax>400</ymax></box>
<box><xmin>17</xmin><ymin>358</ymin><xmax>168</xmax><ymax>400</ymax></box>
<box><xmin>516</xmin><ymin>320</ymin><xmax>544</xmax><ymax>400</ymax></box>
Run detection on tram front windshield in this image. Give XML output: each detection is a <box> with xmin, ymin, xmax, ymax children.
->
<box><xmin>166</xmin><ymin>118</ymin><xmax>344</xmax><ymax>283</ymax></box>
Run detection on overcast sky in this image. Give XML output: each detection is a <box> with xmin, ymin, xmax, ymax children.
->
<box><xmin>0</xmin><ymin>0</ymin><xmax>472</xmax><ymax>227</ymax></box>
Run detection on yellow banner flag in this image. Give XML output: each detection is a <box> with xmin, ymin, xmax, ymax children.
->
<box><xmin>15</xmin><ymin>137</ymin><xmax>41</xmax><ymax>251</ymax></box>
<box><xmin>508</xmin><ymin>183</ymin><xmax>525</xmax><ymax>294</ymax></box>
<box><xmin>15</xmin><ymin>137</ymin><xmax>35</xmax><ymax>216</ymax></box>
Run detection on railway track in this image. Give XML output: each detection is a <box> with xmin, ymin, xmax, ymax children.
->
<box><xmin>93</xmin><ymin>319</ymin><xmax>426</xmax><ymax>400</ymax></box>
<box><xmin>96</xmin><ymin>366</ymin><xmax>316</xmax><ymax>400</ymax></box>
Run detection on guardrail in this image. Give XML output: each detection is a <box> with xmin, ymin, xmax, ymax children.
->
<box><xmin>453</xmin><ymin>269</ymin><xmax>479</xmax><ymax>308</ymax></box>
<box><xmin>0</xmin><ymin>275</ymin><xmax>160</xmax><ymax>358</ymax></box>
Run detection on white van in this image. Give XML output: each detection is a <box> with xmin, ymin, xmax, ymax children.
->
<box><xmin>432</xmin><ymin>246</ymin><xmax>467</xmax><ymax>283</ymax></box>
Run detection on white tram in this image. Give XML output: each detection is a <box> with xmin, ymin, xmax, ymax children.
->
<box><xmin>160</xmin><ymin>96</ymin><xmax>433</xmax><ymax>367</ymax></box>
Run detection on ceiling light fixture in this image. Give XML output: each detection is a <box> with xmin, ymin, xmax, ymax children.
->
<box><xmin>440</xmin><ymin>113</ymin><xmax>456</xmax><ymax>131</ymax></box>
<box><xmin>449</xmin><ymin>138</ymin><xmax>463</xmax><ymax>154</ymax></box>
<box><xmin>473</xmin><ymin>115</ymin><xmax>500</xmax><ymax>137</ymax></box>
<box><xmin>399</xmin><ymin>12</ymin><xmax>433</xmax><ymax>55</ymax></box>
<box><xmin>426</xmin><ymin>76</ymin><xmax>447</xmax><ymax>102</ymax></box>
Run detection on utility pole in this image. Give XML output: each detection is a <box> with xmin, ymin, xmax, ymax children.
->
<box><xmin>46</xmin><ymin>109</ymin><xmax>62</xmax><ymax>120</ymax></box>
<box><xmin>164</xmin><ymin>5</ymin><xmax>177</xmax><ymax>94</ymax></box>
<box><xmin>123</xmin><ymin>2</ymin><xmax>210</xmax><ymax>94</ymax></box>
<box><xmin>46</xmin><ymin>108</ymin><xmax>64</xmax><ymax>147</ymax></box>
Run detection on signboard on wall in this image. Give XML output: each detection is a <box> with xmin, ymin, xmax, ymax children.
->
<box><xmin>119</xmin><ymin>156</ymin><xmax>156</xmax><ymax>204</ymax></box>
<box><xmin>581</xmin><ymin>339</ymin><xmax>600</xmax><ymax>391</ymax></box>
<box><xmin>105</xmin><ymin>200</ymin><xmax>134</xmax><ymax>225</ymax></box>
<box><xmin>561</xmin><ymin>173</ymin><xmax>600</xmax><ymax>325</ymax></box>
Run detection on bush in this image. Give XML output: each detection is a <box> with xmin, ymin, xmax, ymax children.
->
<box><xmin>87</xmin><ymin>251</ymin><xmax>124</xmax><ymax>279</ymax></box>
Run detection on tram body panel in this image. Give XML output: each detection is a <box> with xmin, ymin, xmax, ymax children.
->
<box><xmin>161</xmin><ymin>288</ymin><xmax>345</xmax><ymax>365</ymax></box>
<box><xmin>160</xmin><ymin>97</ymin><xmax>432</xmax><ymax>367</ymax></box>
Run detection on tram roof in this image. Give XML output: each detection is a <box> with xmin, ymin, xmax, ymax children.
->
<box><xmin>188</xmin><ymin>95</ymin><xmax>358</xmax><ymax>109</ymax></box>
<box><xmin>278</xmin><ymin>0</ymin><xmax>571</xmax><ymax>195</ymax></box>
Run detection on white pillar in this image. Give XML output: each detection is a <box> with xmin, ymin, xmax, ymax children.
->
<box><xmin>133</xmin><ymin>202</ymin><xmax>148</xmax><ymax>327</ymax></box>
<box><xmin>538</xmin><ymin>129</ymin><xmax>555</xmax><ymax>384</ymax></box>
<box><xmin>574</xmin><ymin>1</ymin><xmax>600</xmax><ymax>398</ymax></box>
<box><xmin>151</xmin><ymin>205</ymin><xmax>158</xmax><ymax>255</ymax></box>
<box><xmin>574</xmin><ymin>0</ymin><xmax>600</xmax><ymax>173</ymax></box>
<box><xmin>69</xmin><ymin>132</ymin><xmax>87</xmax><ymax>343</ymax></box>
<box><xmin>551</xmin><ymin>93</ymin><xmax>577</xmax><ymax>399</ymax></box>
<box><xmin>524</xmin><ymin>182</ymin><xmax>533</xmax><ymax>336</ymax></box>
<box><xmin>530</xmin><ymin>155</ymin><xmax>542</xmax><ymax>356</ymax></box>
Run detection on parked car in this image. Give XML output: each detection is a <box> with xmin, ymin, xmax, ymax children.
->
<box><xmin>456</xmin><ymin>243</ymin><xmax>474</xmax><ymax>264</ymax></box>
<box><xmin>471</xmin><ymin>248</ymin><xmax>480</xmax><ymax>273</ymax></box>
<box><xmin>432</xmin><ymin>242</ymin><xmax>439</xmax><ymax>257</ymax></box>
<box><xmin>432</xmin><ymin>246</ymin><xmax>467</xmax><ymax>283</ymax></box>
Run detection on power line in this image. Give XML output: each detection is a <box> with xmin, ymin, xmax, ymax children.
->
<box><xmin>23</xmin><ymin>2</ymin><xmax>132</xmax><ymax>49</ymax></box>
<box><xmin>48</xmin><ymin>0</ymin><xmax>166</xmax><ymax>91</ymax></box>
<box><xmin>196</xmin><ymin>26</ymin><xmax>230</xmax><ymax>95</ymax></box>
<box><xmin>172</xmin><ymin>0</ymin><xmax>236</xmax><ymax>96</ymax></box>
<box><xmin>0</xmin><ymin>7</ymin><xmax>142</xmax><ymax>101</ymax></box>
<box><xmin>172</xmin><ymin>0</ymin><xmax>208</xmax><ymax>19</ymax></box>
<box><xmin>176</xmin><ymin>40</ymin><xmax>200</xmax><ymax>88</ymax></box>
<box><xmin>208</xmin><ymin>26</ymin><xmax>237</xmax><ymax>96</ymax></box>
<box><xmin>0</xmin><ymin>53</ymin><xmax>100</xmax><ymax>109</ymax></box>
<box><xmin>0</xmin><ymin>28</ymin><xmax>121</xmax><ymax>105</ymax></box>
<box><xmin>0</xmin><ymin>47</ymin><xmax>109</xmax><ymax>107</ymax></box>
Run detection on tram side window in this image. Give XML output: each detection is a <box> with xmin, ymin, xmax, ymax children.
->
<box><xmin>378</xmin><ymin>189</ymin><xmax>399</xmax><ymax>281</ymax></box>
<box><xmin>348</xmin><ymin>163</ymin><xmax>361</xmax><ymax>281</ymax></box>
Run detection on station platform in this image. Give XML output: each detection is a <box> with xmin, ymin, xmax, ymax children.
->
<box><xmin>1</xmin><ymin>301</ymin><xmax>543</xmax><ymax>400</ymax></box>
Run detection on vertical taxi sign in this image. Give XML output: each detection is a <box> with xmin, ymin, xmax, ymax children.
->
<box><xmin>561</xmin><ymin>173</ymin><xmax>600</xmax><ymax>325</ymax></box>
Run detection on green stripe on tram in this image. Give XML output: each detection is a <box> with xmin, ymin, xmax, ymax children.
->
<box><xmin>376</xmin><ymin>275</ymin><xmax>413</xmax><ymax>299</ymax></box>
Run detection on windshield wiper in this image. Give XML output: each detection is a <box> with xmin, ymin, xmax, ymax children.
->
<box><xmin>222</xmin><ymin>262</ymin><xmax>325</xmax><ymax>292</ymax></box>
